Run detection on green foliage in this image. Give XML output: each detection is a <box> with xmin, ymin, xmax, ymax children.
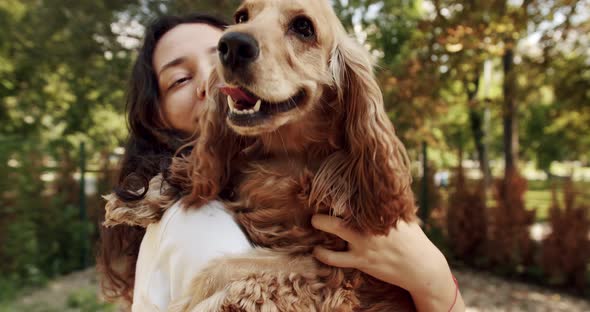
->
<box><xmin>341</xmin><ymin>0</ymin><xmax>589</xmax><ymax>169</ymax></box>
<box><xmin>0</xmin><ymin>139</ymin><xmax>96</xmax><ymax>301</ymax></box>
<box><xmin>523</xmin><ymin>104</ymin><xmax>566</xmax><ymax>171</ymax></box>
<box><xmin>0</xmin><ymin>0</ymin><xmax>131</xmax><ymax>154</ymax></box>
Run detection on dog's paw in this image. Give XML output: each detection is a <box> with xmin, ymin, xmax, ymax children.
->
<box><xmin>102</xmin><ymin>174</ymin><xmax>176</xmax><ymax>228</ymax></box>
<box><xmin>102</xmin><ymin>193</ymin><xmax>163</xmax><ymax>228</ymax></box>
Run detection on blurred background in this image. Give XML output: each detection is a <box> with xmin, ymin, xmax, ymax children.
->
<box><xmin>0</xmin><ymin>0</ymin><xmax>589</xmax><ymax>311</ymax></box>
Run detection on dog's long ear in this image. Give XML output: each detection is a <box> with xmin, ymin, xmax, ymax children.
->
<box><xmin>329</xmin><ymin>35</ymin><xmax>416</xmax><ymax>234</ymax></box>
<box><xmin>169</xmin><ymin>72</ymin><xmax>250</xmax><ymax>207</ymax></box>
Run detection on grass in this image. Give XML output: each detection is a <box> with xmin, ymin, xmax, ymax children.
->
<box><xmin>525</xmin><ymin>189</ymin><xmax>554</xmax><ymax>220</ymax></box>
<box><xmin>525</xmin><ymin>180</ymin><xmax>590</xmax><ymax>221</ymax></box>
<box><xmin>432</xmin><ymin>178</ymin><xmax>590</xmax><ymax>222</ymax></box>
<box><xmin>65</xmin><ymin>289</ymin><xmax>116</xmax><ymax>312</ymax></box>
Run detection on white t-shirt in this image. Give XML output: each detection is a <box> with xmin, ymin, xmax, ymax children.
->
<box><xmin>131</xmin><ymin>200</ymin><xmax>252</xmax><ymax>312</ymax></box>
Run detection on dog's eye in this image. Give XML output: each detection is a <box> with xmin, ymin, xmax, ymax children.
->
<box><xmin>291</xmin><ymin>17</ymin><xmax>315</xmax><ymax>39</ymax></box>
<box><xmin>235</xmin><ymin>11</ymin><xmax>249</xmax><ymax>24</ymax></box>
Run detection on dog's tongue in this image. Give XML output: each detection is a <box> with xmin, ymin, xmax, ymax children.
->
<box><xmin>219</xmin><ymin>86</ymin><xmax>257</xmax><ymax>105</ymax></box>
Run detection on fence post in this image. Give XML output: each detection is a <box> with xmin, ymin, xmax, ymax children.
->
<box><xmin>420</xmin><ymin>141</ymin><xmax>429</xmax><ymax>225</ymax></box>
<box><xmin>79</xmin><ymin>142</ymin><xmax>88</xmax><ymax>268</ymax></box>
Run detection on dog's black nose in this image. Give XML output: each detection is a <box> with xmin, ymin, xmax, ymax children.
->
<box><xmin>218</xmin><ymin>32</ymin><xmax>259</xmax><ymax>70</ymax></box>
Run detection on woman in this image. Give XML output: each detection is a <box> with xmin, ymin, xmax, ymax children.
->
<box><xmin>98</xmin><ymin>13</ymin><xmax>465</xmax><ymax>312</ymax></box>
<box><xmin>98</xmin><ymin>14</ymin><xmax>251</xmax><ymax>312</ymax></box>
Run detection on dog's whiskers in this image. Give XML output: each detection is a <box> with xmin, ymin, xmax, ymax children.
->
<box><xmin>277</xmin><ymin>130</ymin><xmax>289</xmax><ymax>157</ymax></box>
<box><xmin>291</xmin><ymin>97</ymin><xmax>302</xmax><ymax>114</ymax></box>
<box><xmin>319</xmin><ymin>97</ymin><xmax>337</xmax><ymax>113</ymax></box>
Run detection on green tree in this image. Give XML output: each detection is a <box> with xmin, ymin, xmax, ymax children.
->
<box><xmin>0</xmin><ymin>0</ymin><xmax>133</xmax><ymax>296</ymax></box>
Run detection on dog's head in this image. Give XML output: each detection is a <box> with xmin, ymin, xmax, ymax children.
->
<box><xmin>184</xmin><ymin>0</ymin><xmax>416</xmax><ymax>233</ymax></box>
<box><xmin>216</xmin><ymin>0</ymin><xmax>347</xmax><ymax>136</ymax></box>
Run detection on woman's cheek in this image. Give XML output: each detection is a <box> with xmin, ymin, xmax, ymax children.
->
<box><xmin>162</xmin><ymin>94</ymin><xmax>185</xmax><ymax>130</ymax></box>
<box><xmin>177</xmin><ymin>87</ymin><xmax>200</xmax><ymax>132</ymax></box>
<box><xmin>175</xmin><ymin>87</ymin><xmax>195</xmax><ymax>111</ymax></box>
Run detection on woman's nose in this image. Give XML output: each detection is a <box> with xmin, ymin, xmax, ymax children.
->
<box><xmin>196</xmin><ymin>80</ymin><xmax>207</xmax><ymax>100</ymax></box>
<box><xmin>197</xmin><ymin>63</ymin><xmax>212</xmax><ymax>101</ymax></box>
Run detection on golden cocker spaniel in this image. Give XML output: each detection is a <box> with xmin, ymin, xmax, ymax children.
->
<box><xmin>169</xmin><ymin>0</ymin><xmax>418</xmax><ymax>310</ymax></box>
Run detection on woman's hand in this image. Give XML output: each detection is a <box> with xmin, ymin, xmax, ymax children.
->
<box><xmin>311</xmin><ymin>214</ymin><xmax>465</xmax><ymax>312</ymax></box>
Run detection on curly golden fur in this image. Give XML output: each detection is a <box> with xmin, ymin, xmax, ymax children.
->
<box><xmin>104</xmin><ymin>0</ymin><xmax>417</xmax><ymax>310</ymax></box>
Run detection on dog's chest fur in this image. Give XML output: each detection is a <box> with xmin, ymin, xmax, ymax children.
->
<box><xmin>224</xmin><ymin>146</ymin><xmax>347</xmax><ymax>254</ymax></box>
<box><xmin>220</xmin><ymin>151</ymin><xmax>416</xmax><ymax>311</ymax></box>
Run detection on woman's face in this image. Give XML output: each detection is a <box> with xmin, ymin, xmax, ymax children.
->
<box><xmin>153</xmin><ymin>23</ymin><xmax>222</xmax><ymax>134</ymax></box>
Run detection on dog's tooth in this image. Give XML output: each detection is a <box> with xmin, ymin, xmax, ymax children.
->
<box><xmin>253</xmin><ymin>99</ymin><xmax>261</xmax><ymax>112</ymax></box>
<box><xmin>227</xmin><ymin>95</ymin><xmax>237</xmax><ymax>111</ymax></box>
<box><xmin>248</xmin><ymin>109</ymin><xmax>255</xmax><ymax>114</ymax></box>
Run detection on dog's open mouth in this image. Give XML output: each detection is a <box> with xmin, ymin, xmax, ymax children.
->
<box><xmin>219</xmin><ymin>86</ymin><xmax>306</xmax><ymax>126</ymax></box>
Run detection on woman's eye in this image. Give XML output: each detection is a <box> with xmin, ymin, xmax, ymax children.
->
<box><xmin>169</xmin><ymin>77</ymin><xmax>191</xmax><ymax>90</ymax></box>
<box><xmin>235</xmin><ymin>11</ymin><xmax>249</xmax><ymax>24</ymax></box>
<box><xmin>290</xmin><ymin>17</ymin><xmax>315</xmax><ymax>39</ymax></box>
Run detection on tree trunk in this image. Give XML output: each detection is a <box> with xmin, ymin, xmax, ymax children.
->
<box><xmin>457</xmin><ymin>142</ymin><xmax>464</xmax><ymax>183</ymax></box>
<box><xmin>420</xmin><ymin>142</ymin><xmax>429</xmax><ymax>223</ymax></box>
<box><xmin>502</xmin><ymin>45</ymin><xmax>519</xmax><ymax>177</ymax></box>
<box><xmin>466</xmin><ymin>75</ymin><xmax>492</xmax><ymax>191</ymax></box>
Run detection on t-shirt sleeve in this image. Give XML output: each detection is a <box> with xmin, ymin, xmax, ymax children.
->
<box><xmin>156</xmin><ymin>201</ymin><xmax>253</xmax><ymax>302</ymax></box>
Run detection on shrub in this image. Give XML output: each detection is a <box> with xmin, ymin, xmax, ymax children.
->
<box><xmin>446</xmin><ymin>166</ymin><xmax>488</xmax><ymax>265</ymax></box>
<box><xmin>487</xmin><ymin>170</ymin><xmax>535</xmax><ymax>273</ymax></box>
<box><xmin>541</xmin><ymin>180</ymin><xmax>590</xmax><ymax>290</ymax></box>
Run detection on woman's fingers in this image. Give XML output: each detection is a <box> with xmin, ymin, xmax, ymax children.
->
<box><xmin>311</xmin><ymin>214</ymin><xmax>360</xmax><ymax>244</ymax></box>
<box><xmin>313</xmin><ymin>246</ymin><xmax>358</xmax><ymax>268</ymax></box>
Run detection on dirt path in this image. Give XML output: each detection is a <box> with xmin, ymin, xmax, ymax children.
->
<box><xmin>2</xmin><ymin>269</ymin><xmax>115</xmax><ymax>312</ymax></box>
<box><xmin>455</xmin><ymin>268</ymin><xmax>589</xmax><ymax>312</ymax></box>
<box><xmin>4</xmin><ymin>267</ymin><xmax>589</xmax><ymax>311</ymax></box>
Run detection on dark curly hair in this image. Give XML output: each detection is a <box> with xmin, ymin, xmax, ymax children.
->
<box><xmin>97</xmin><ymin>13</ymin><xmax>228</xmax><ymax>305</ymax></box>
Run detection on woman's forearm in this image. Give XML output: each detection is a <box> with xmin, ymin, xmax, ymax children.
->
<box><xmin>311</xmin><ymin>215</ymin><xmax>466</xmax><ymax>312</ymax></box>
<box><xmin>409</xmin><ymin>256</ymin><xmax>465</xmax><ymax>312</ymax></box>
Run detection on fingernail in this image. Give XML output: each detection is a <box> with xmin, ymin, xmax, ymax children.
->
<box><xmin>311</xmin><ymin>215</ymin><xmax>318</xmax><ymax>228</ymax></box>
<box><xmin>312</xmin><ymin>246</ymin><xmax>322</xmax><ymax>258</ymax></box>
